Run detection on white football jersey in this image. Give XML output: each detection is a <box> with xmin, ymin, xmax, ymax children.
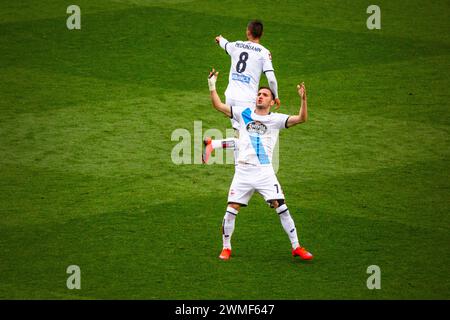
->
<box><xmin>222</xmin><ymin>40</ymin><xmax>274</xmax><ymax>103</ymax></box>
<box><xmin>231</xmin><ymin>105</ymin><xmax>289</xmax><ymax>167</ymax></box>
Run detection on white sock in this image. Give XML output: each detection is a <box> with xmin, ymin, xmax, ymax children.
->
<box><xmin>222</xmin><ymin>206</ymin><xmax>238</xmax><ymax>249</ymax></box>
<box><xmin>212</xmin><ymin>139</ymin><xmax>236</xmax><ymax>150</ymax></box>
<box><xmin>276</xmin><ymin>204</ymin><xmax>300</xmax><ymax>249</ymax></box>
<box><xmin>232</xmin><ymin>138</ymin><xmax>238</xmax><ymax>163</ymax></box>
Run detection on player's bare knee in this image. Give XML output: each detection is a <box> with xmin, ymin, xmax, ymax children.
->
<box><xmin>228</xmin><ymin>203</ymin><xmax>241</xmax><ymax>211</ymax></box>
<box><xmin>268</xmin><ymin>199</ymin><xmax>285</xmax><ymax>209</ymax></box>
<box><xmin>270</xmin><ymin>200</ymin><xmax>279</xmax><ymax>208</ymax></box>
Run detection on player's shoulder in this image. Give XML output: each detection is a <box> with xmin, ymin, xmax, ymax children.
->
<box><xmin>271</xmin><ymin>112</ymin><xmax>289</xmax><ymax>119</ymax></box>
<box><xmin>253</xmin><ymin>42</ymin><xmax>270</xmax><ymax>55</ymax></box>
<box><xmin>269</xmin><ymin>112</ymin><xmax>290</xmax><ymax>128</ymax></box>
<box><xmin>232</xmin><ymin>105</ymin><xmax>252</xmax><ymax>113</ymax></box>
<box><xmin>256</xmin><ymin>43</ymin><xmax>272</xmax><ymax>60</ymax></box>
<box><xmin>230</xmin><ymin>105</ymin><xmax>253</xmax><ymax>119</ymax></box>
<box><xmin>261</xmin><ymin>46</ymin><xmax>272</xmax><ymax>57</ymax></box>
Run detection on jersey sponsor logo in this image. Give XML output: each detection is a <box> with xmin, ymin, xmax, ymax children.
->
<box><xmin>232</xmin><ymin>73</ymin><xmax>250</xmax><ymax>84</ymax></box>
<box><xmin>235</xmin><ymin>42</ymin><xmax>262</xmax><ymax>52</ymax></box>
<box><xmin>246</xmin><ymin>121</ymin><xmax>267</xmax><ymax>136</ymax></box>
<box><xmin>241</xmin><ymin>108</ymin><xmax>270</xmax><ymax>165</ymax></box>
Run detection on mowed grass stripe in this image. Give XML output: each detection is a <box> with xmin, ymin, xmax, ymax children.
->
<box><xmin>1</xmin><ymin>192</ymin><xmax>448</xmax><ymax>299</ymax></box>
<box><xmin>1</xmin><ymin>5</ymin><xmax>449</xmax><ymax>90</ymax></box>
<box><xmin>0</xmin><ymin>1</ymin><xmax>136</xmax><ymax>24</ymax></box>
<box><xmin>3</xmin><ymin>90</ymin><xmax>449</xmax><ymax>200</ymax></box>
<box><xmin>149</xmin><ymin>0</ymin><xmax>450</xmax><ymax>43</ymax></box>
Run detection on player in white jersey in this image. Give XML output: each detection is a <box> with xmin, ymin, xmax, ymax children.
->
<box><xmin>207</xmin><ymin>68</ymin><xmax>313</xmax><ymax>261</ymax></box>
<box><xmin>202</xmin><ymin>20</ymin><xmax>280</xmax><ymax>163</ymax></box>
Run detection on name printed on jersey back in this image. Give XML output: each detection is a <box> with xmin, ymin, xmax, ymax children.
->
<box><xmin>235</xmin><ymin>42</ymin><xmax>262</xmax><ymax>52</ymax></box>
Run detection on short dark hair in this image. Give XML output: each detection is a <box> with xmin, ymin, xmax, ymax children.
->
<box><xmin>258</xmin><ymin>86</ymin><xmax>275</xmax><ymax>100</ymax></box>
<box><xmin>247</xmin><ymin>20</ymin><xmax>263</xmax><ymax>39</ymax></box>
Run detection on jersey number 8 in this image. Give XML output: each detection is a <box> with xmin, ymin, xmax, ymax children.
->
<box><xmin>236</xmin><ymin>52</ymin><xmax>249</xmax><ymax>73</ymax></box>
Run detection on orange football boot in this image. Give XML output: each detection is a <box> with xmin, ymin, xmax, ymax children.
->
<box><xmin>202</xmin><ymin>137</ymin><xmax>213</xmax><ymax>164</ymax></box>
<box><xmin>219</xmin><ymin>248</ymin><xmax>232</xmax><ymax>260</ymax></box>
<box><xmin>292</xmin><ymin>246</ymin><xmax>313</xmax><ymax>260</ymax></box>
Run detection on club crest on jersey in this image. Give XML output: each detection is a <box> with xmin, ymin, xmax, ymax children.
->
<box><xmin>246</xmin><ymin>121</ymin><xmax>267</xmax><ymax>136</ymax></box>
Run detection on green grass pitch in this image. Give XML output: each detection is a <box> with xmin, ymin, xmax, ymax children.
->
<box><xmin>0</xmin><ymin>0</ymin><xmax>449</xmax><ymax>299</ymax></box>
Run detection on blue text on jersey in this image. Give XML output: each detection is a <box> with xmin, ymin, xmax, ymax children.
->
<box><xmin>232</xmin><ymin>73</ymin><xmax>251</xmax><ymax>84</ymax></box>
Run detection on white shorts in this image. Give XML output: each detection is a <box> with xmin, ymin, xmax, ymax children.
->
<box><xmin>227</xmin><ymin>165</ymin><xmax>285</xmax><ymax>206</ymax></box>
<box><xmin>226</xmin><ymin>97</ymin><xmax>255</xmax><ymax>130</ymax></box>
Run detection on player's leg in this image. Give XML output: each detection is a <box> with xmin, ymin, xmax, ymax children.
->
<box><xmin>270</xmin><ymin>199</ymin><xmax>312</xmax><ymax>260</ymax></box>
<box><xmin>205</xmin><ymin>96</ymin><xmax>240</xmax><ymax>158</ymax></box>
<box><xmin>257</xmin><ymin>172</ymin><xmax>313</xmax><ymax>260</ymax></box>
<box><xmin>219</xmin><ymin>168</ymin><xmax>254</xmax><ymax>260</ymax></box>
<box><xmin>202</xmin><ymin>118</ymin><xmax>239</xmax><ymax>164</ymax></box>
<box><xmin>202</xmin><ymin>137</ymin><xmax>237</xmax><ymax>164</ymax></box>
<box><xmin>212</xmin><ymin>138</ymin><xmax>237</xmax><ymax>150</ymax></box>
<box><xmin>219</xmin><ymin>202</ymin><xmax>240</xmax><ymax>260</ymax></box>
<box><xmin>203</xmin><ymin>97</ymin><xmax>251</xmax><ymax>164</ymax></box>
<box><xmin>271</xmin><ymin>199</ymin><xmax>299</xmax><ymax>249</ymax></box>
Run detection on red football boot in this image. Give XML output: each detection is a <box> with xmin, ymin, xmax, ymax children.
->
<box><xmin>292</xmin><ymin>246</ymin><xmax>313</xmax><ymax>260</ymax></box>
<box><xmin>219</xmin><ymin>248</ymin><xmax>231</xmax><ymax>260</ymax></box>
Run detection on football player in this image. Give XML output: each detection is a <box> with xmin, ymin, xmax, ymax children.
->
<box><xmin>207</xmin><ymin>69</ymin><xmax>313</xmax><ymax>261</ymax></box>
<box><xmin>203</xmin><ymin>20</ymin><xmax>280</xmax><ymax>163</ymax></box>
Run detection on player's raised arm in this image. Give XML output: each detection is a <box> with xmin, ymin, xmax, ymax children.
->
<box><xmin>286</xmin><ymin>82</ymin><xmax>308</xmax><ymax>128</ymax></box>
<box><xmin>208</xmin><ymin>69</ymin><xmax>232</xmax><ymax>118</ymax></box>
<box><xmin>262</xmin><ymin>50</ymin><xmax>280</xmax><ymax>109</ymax></box>
<box><xmin>215</xmin><ymin>35</ymin><xmax>230</xmax><ymax>52</ymax></box>
<box><xmin>265</xmin><ymin>71</ymin><xmax>280</xmax><ymax>109</ymax></box>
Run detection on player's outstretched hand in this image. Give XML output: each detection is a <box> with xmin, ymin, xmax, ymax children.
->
<box><xmin>274</xmin><ymin>98</ymin><xmax>281</xmax><ymax>110</ymax></box>
<box><xmin>208</xmin><ymin>68</ymin><xmax>219</xmax><ymax>91</ymax></box>
<box><xmin>208</xmin><ymin>68</ymin><xmax>219</xmax><ymax>80</ymax></box>
<box><xmin>297</xmin><ymin>82</ymin><xmax>306</xmax><ymax>99</ymax></box>
<box><xmin>215</xmin><ymin>35</ymin><xmax>222</xmax><ymax>44</ymax></box>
